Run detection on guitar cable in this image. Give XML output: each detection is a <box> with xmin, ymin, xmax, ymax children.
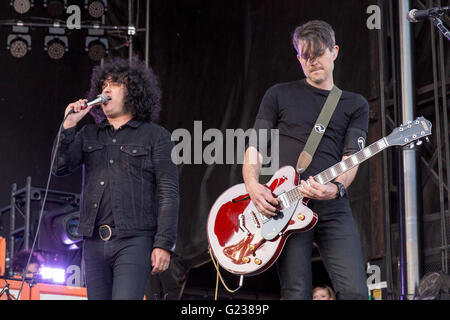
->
<box><xmin>208</xmin><ymin>246</ymin><xmax>244</xmax><ymax>300</ymax></box>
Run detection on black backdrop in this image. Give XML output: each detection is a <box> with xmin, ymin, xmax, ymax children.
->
<box><xmin>0</xmin><ymin>0</ymin><xmax>378</xmax><ymax>299</ymax></box>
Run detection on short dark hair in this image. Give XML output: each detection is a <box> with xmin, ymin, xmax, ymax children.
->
<box><xmin>87</xmin><ymin>56</ymin><xmax>162</xmax><ymax>123</ymax></box>
<box><xmin>292</xmin><ymin>20</ymin><xmax>336</xmax><ymax>61</ymax></box>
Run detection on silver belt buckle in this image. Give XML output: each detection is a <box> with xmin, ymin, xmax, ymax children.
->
<box><xmin>99</xmin><ymin>225</ymin><xmax>112</xmax><ymax>241</ymax></box>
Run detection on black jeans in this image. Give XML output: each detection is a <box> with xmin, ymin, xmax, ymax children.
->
<box><xmin>83</xmin><ymin>233</ymin><xmax>153</xmax><ymax>300</ymax></box>
<box><xmin>276</xmin><ymin>198</ymin><xmax>368</xmax><ymax>300</ymax></box>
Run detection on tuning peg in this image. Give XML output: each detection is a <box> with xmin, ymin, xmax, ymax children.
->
<box><xmin>409</xmin><ymin>143</ymin><xmax>415</xmax><ymax>149</ymax></box>
<box><xmin>416</xmin><ymin>140</ymin><xmax>423</xmax><ymax>146</ymax></box>
<box><xmin>425</xmin><ymin>137</ymin><xmax>430</xmax><ymax>143</ymax></box>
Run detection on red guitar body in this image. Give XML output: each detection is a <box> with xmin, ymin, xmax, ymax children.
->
<box><xmin>206</xmin><ymin>166</ymin><xmax>317</xmax><ymax>276</ymax></box>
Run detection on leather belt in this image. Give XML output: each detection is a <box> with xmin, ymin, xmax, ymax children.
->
<box><xmin>98</xmin><ymin>224</ymin><xmax>114</xmax><ymax>241</ymax></box>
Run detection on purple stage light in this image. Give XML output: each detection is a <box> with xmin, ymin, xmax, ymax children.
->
<box><xmin>40</xmin><ymin>266</ymin><xmax>53</xmax><ymax>280</ymax></box>
<box><xmin>39</xmin><ymin>266</ymin><xmax>66</xmax><ymax>283</ymax></box>
<box><xmin>52</xmin><ymin>269</ymin><xmax>66</xmax><ymax>283</ymax></box>
<box><xmin>68</xmin><ymin>244</ymin><xmax>80</xmax><ymax>250</ymax></box>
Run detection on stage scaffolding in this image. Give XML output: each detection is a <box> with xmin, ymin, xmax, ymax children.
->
<box><xmin>375</xmin><ymin>0</ymin><xmax>450</xmax><ymax>299</ymax></box>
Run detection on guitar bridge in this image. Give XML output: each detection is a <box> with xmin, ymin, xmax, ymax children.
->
<box><xmin>238</xmin><ymin>214</ymin><xmax>250</xmax><ymax>235</ymax></box>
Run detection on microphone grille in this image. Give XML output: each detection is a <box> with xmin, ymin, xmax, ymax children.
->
<box><xmin>407</xmin><ymin>9</ymin><xmax>418</xmax><ymax>23</ymax></box>
<box><xmin>98</xmin><ymin>94</ymin><xmax>111</xmax><ymax>103</ymax></box>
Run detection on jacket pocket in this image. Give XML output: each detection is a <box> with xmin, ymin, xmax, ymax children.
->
<box><xmin>83</xmin><ymin>141</ymin><xmax>104</xmax><ymax>152</ymax></box>
<box><xmin>82</xmin><ymin>141</ymin><xmax>104</xmax><ymax>167</ymax></box>
<box><xmin>120</xmin><ymin>145</ymin><xmax>152</xmax><ymax>170</ymax></box>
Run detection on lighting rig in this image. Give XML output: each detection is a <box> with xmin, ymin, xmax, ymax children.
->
<box><xmin>2</xmin><ymin>0</ymin><xmax>137</xmax><ymax>61</ymax></box>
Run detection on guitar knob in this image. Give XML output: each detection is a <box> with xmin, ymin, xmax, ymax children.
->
<box><xmin>297</xmin><ymin>214</ymin><xmax>305</xmax><ymax>221</ymax></box>
<box><xmin>242</xmin><ymin>257</ymin><xmax>250</xmax><ymax>263</ymax></box>
<box><xmin>248</xmin><ymin>244</ymin><xmax>255</xmax><ymax>251</ymax></box>
<box><xmin>254</xmin><ymin>258</ymin><xmax>262</xmax><ymax>265</ymax></box>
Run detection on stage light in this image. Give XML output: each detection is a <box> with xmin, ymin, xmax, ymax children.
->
<box><xmin>37</xmin><ymin>205</ymin><xmax>82</xmax><ymax>252</ymax></box>
<box><xmin>10</xmin><ymin>0</ymin><xmax>34</xmax><ymax>14</ymax></box>
<box><xmin>7</xmin><ymin>25</ymin><xmax>31</xmax><ymax>58</ymax></box>
<box><xmin>45</xmin><ymin>38</ymin><xmax>67</xmax><ymax>59</ymax></box>
<box><xmin>52</xmin><ymin>269</ymin><xmax>66</xmax><ymax>283</ymax></box>
<box><xmin>85</xmin><ymin>37</ymin><xmax>109</xmax><ymax>61</ymax></box>
<box><xmin>40</xmin><ymin>266</ymin><xmax>53</xmax><ymax>279</ymax></box>
<box><xmin>85</xmin><ymin>0</ymin><xmax>107</xmax><ymax>19</ymax></box>
<box><xmin>61</xmin><ymin>214</ymin><xmax>82</xmax><ymax>246</ymax></box>
<box><xmin>68</xmin><ymin>244</ymin><xmax>80</xmax><ymax>250</ymax></box>
<box><xmin>43</xmin><ymin>0</ymin><xmax>67</xmax><ymax>18</ymax></box>
<box><xmin>44</xmin><ymin>27</ymin><xmax>68</xmax><ymax>60</ymax></box>
<box><xmin>8</xmin><ymin>36</ymin><xmax>30</xmax><ymax>58</ymax></box>
<box><xmin>85</xmin><ymin>28</ymin><xmax>109</xmax><ymax>61</ymax></box>
<box><xmin>88</xmin><ymin>40</ymin><xmax>107</xmax><ymax>61</ymax></box>
<box><xmin>39</xmin><ymin>266</ymin><xmax>66</xmax><ymax>284</ymax></box>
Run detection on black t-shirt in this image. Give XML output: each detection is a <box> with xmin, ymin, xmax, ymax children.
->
<box><xmin>252</xmin><ymin>79</ymin><xmax>369</xmax><ymax>180</ymax></box>
<box><xmin>94</xmin><ymin>125</ymin><xmax>115</xmax><ymax>228</ymax></box>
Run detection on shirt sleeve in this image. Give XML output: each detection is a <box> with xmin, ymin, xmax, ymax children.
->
<box><xmin>152</xmin><ymin>128</ymin><xmax>180</xmax><ymax>253</ymax></box>
<box><xmin>52</xmin><ymin>126</ymin><xmax>84</xmax><ymax>176</ymax></box>
<box><xmin>247</xmin><ymin>86</ymin><xmax>279</xmax><ymax>154</ymax></box>
<box><xmin>343</xmin><ymin>96</ymin><xmax>370</xmax><ymax>156</ymax></box>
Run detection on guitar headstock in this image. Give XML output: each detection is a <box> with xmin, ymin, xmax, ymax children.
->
<box><xmin>386</xmin><ymin>116</ymin><xmax>432</xmax><ymax>147</ymax></box>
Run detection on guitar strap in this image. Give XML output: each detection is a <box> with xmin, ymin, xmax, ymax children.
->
<box><xmin>296</xmin><ymin>85</ymin><xmax>342</xmax><ymax>174</ymax></box>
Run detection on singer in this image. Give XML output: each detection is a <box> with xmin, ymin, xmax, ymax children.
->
<box><xmin>52</xmin><ymin>57</ymin><xmax>180</xmax><ymax>300</ymax></box>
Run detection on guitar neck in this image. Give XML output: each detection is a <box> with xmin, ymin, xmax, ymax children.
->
<box><xmin>313</xmin><ymin>137</ymin><xmax>389</xmax><ymax>185</ymax></box>
<box><xmin>276</xmin><ymin>116</ymin><xmax>432</xmax><ymax>205</ymax></box>
<box><xmin>278</xmin><ymin>138</ymin><xmax>390</xmax><ymax>205</ymax></box>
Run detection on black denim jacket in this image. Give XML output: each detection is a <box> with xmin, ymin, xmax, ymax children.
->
<box><xmin>52</xmin><ymin>119</ymin><xmax>180</xmax><ymax>253</ymax></box>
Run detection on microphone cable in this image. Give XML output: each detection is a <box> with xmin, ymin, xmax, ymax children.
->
<box><xmin>16</xmin><ymin>112</ymin><xmax>73</xmax><ymax>300</ymax></box>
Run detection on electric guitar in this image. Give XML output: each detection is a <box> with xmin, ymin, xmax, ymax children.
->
<box><xmin>206</xmin><ymin>117</ymin><xmax>432</xmax><ymax>276</ymax></box>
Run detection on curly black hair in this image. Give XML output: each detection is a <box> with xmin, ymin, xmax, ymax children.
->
<box><xmin>11</xmin><ymin>249</ymin><xmax>44</xmax><ymax>273</ymax></box>
<box><xmin>87</xmin><ymin>56</ymin><xmax>162</xmax><ymax>123</ymax></box>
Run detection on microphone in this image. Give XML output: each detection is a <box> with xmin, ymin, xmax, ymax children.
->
<box><xmin>407</xmin><ymin>6</ymin><xmax>450</xmax><ymax>23</ymax></box>
<box><xmin>66</xmin><ymin>94</ymin><xmax>111</xmax><ymax>116</ymax></box>
<box><xmin>83</xmin><ymin>94</ymin><xmax>111</xmax><ymax>109</ymax></box>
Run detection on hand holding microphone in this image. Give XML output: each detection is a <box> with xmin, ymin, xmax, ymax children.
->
<box><xmin>63</xmin><ymin>94</ymin><xmax>111</xmax><ymax>129</ymax></box>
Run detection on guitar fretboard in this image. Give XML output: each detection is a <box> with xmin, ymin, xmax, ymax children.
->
<box><xmin>313</xmin><ymin>137</ymin><xmax>389</xmax><ymax>185</ymax></box>
<box><xmin>281</xmin><ymin>137</ymin><xmax>390</xmax><ymax>204</ymax></box>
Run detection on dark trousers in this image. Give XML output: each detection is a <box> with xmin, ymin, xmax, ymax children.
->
<box><xmin>82</xmin><ymin>234</ymin><xmax>153</xmax><ymax>300</ymax></box>
<box><xmin>276</xmin><ymin>197</ymin><xmax>368</xmax><ymax>300</ymax></box>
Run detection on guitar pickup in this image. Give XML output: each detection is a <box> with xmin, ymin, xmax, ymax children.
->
<box><xmin>276</xmin><ymin>192</ymin><xmax>290</xmax><ymax>210</ymax></box>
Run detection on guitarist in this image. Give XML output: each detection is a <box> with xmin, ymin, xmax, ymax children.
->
<box><xmin>243</xmin><ymin>20</ymin><xmax>369</xmax><ymax>300</ymax></box>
